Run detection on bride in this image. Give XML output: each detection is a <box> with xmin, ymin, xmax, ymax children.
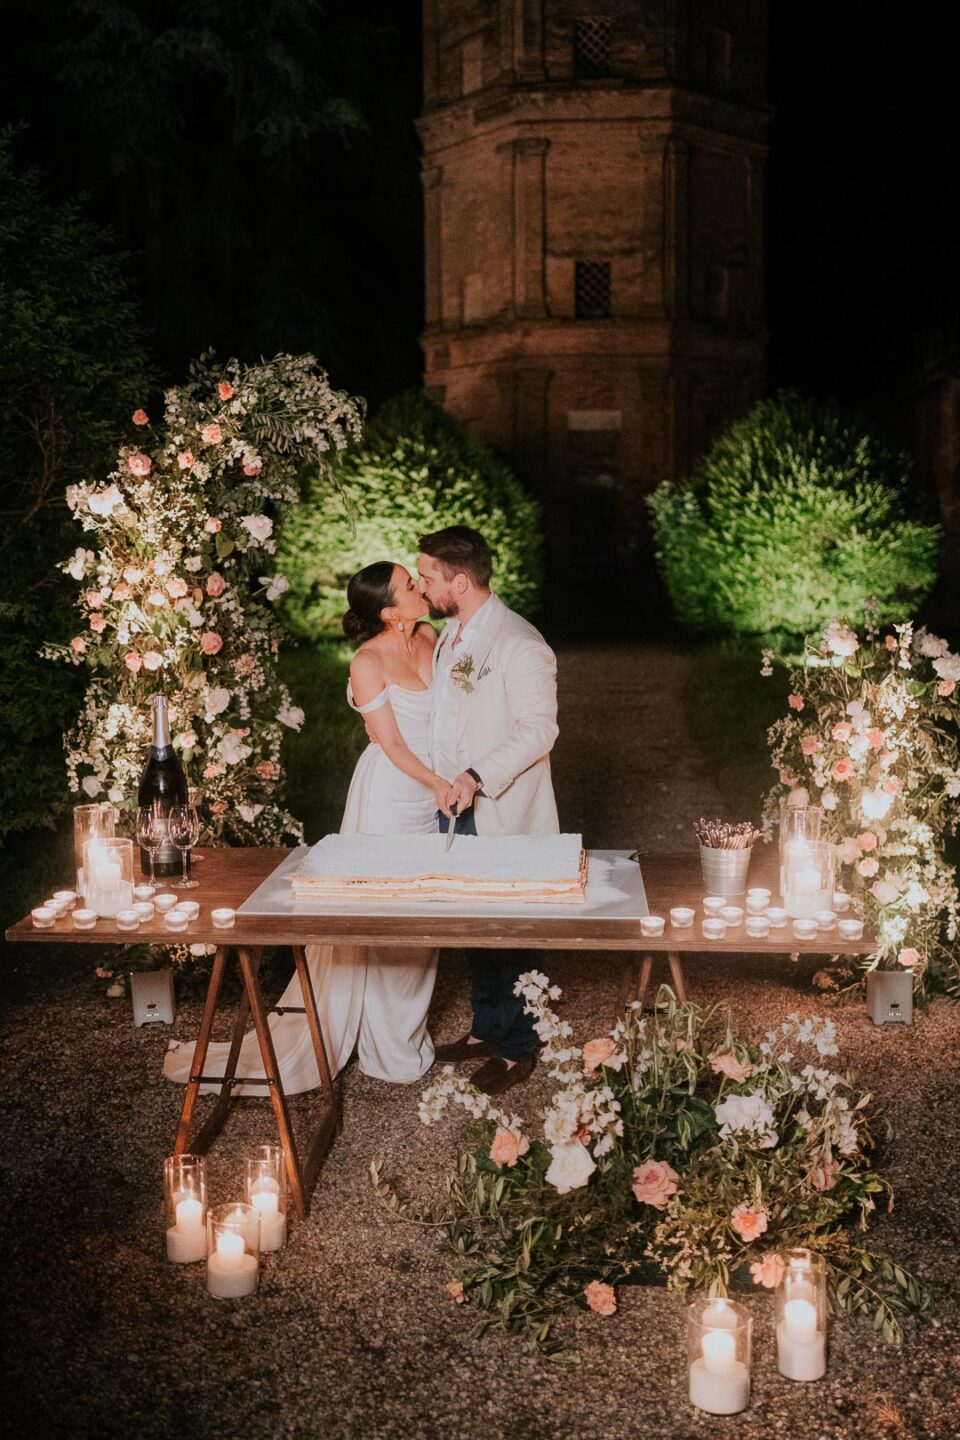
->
<box><xmin>163</xmin><ymin>560</ymin><xmax>449</xmax><ymax>1094</ymax></box>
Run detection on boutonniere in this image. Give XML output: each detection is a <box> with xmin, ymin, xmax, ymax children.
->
<box><xmin>450</xmin><ymin>654</ymin><xmax>493</xmax><ymax>694</ymax></box>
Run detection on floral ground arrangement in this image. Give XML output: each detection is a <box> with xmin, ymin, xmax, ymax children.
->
<box><xmin>375</xmin><ymin>976</ymin><xmax>928</xmax><ymax>1358</ymax></box>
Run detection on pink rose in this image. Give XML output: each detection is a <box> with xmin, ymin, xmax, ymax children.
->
<box><xmin>709</xmin><ymin>1051</ymin><xmax>753</xmax><ymax>1083</ymax></box>
<box><xmin>631</xmin><ymin>1159</ymin><xmax>680</xmax><ymax>1209</ymax></box>
<box><xmin>200</xmin><ymin>632</ymin><xmax>223</xmax><ymax>656</ymax></box>
<box><xmin>898</xmin><ymin>948</ymin><xmax>920</xmax><ymax>969</ymax></box>
<box><xmin>489</xmin><ymin>1128</ymin><xmax>530</xmax><ymax>1169</ymax></box>
<box><xmin>112</xmin><ymin>583</ymin><xmax>131</xmax><ymax>600</ymax></box>
<box><xmin>884</xmin><ymin>635</ymin><xmax>897</xmax><ymax>651</ymax></box>
<box><xmin>242</xmin><ymin>456</ymin><xmax>262</xmax><ymax>476</ymax></box>
<box><xmin>731</xmin><ymin>1203</ymin><xmax>768</xmax><ymax>1243</ymax></box>
<box><xmin>123</xmin><ymin>651</ymin><xmax>142</xmax><ymax>673</ymax></box>
<box><xmin>142</xmin><ymin>652</ymin><xmax>164</xmax><ymax>672</ymax></box>
<box><xmin>203</xmin><ymin>764</ymin><xmax>224</xmax><ymax>779</ymax></box>
<box><xmin>872</xmin><ymin>879</ymin><xmax>899</xmax><ymax>905</ymax></box>
<box><xmin>832</xmin><ymin>757</ymin><xmax>854</xmax><ymax>781</ymax></box>
<box><xmin>750</xmin><ymin>1253</ymin><xmax>786</xmax><ymax>1289</ymax></box>
<box><xmin>218</xmin><ymin>381</ymin><xmax>234</xmax><ymax>401</ymax></box>
<box><xmin>132</xmin><ymin>408</ymin><xmax>149</xmax><ymax>426</ymax></box>
<box><xmin>939</xmin><ymin>679</ymin><xmax>956</xmax><ymax>697</ymax></box>
<box><xmin>882</xmin><ymin>776</ymin><xmax>902</xmax><ymax>795</ymax></box>
<box><xmin>446</xmin><ymin>1280</ymin><xmax>465</xmax><ymax>1304</ymax></box>
<box><xmin>85</xmin><ymin>590</ymin><xmax>104</xmax><ymax>608</ymax></box>
<box><xmin>831</xmin><ymin>721</ymin><xmax>853</xmax><ymax>742</ymax></box>
<box><xmin>807</xmin><ymin>1155</ymin><xmax>841</xmax><ymax>1191</ymax></box>
<box><xmin>89</xmin><ymin>612</ymin><xmax>106</xmax><ymax>633</ymax></box>
<box><xmin>857</xmin><ymin>831</ymin><xmax>878</xmax><ymax>851</ymax></box>
<box><xmin>166</xmin><ymin>577</ymin><xmax>189</xmax><ymax>598</ymax></box>
<box><xmin>204</xmin><ymin>517</ymin><xmax>222</xmax><ymax>533</ymax></box>
<box><xmin>178</xmin><ymin>451</ymin><xmax>195</xmax><ymax>470</ymax></box>
<box><xmin>127</xmin><ymin>452</ymin><xmax>152</xmax><ymax>476</ymax></box>
<box><xmin>584</xmin><ymin>1281</ymin><xmax>617</xmax><ymax>1316</ymax></box>
<box><xmin>206</xmin><ymin>573</ymin><xmax>227</xmax><ymax>598</ymax></box>
<box><xmin>866</xmin><ymin>728</ymin><xmax>885</xmax><ymax>749</ymax></box>
<box><xmin>201</xmin><ymin>423</ymin><xmax>222</xmax><ymax>444</ymax></box>
<box><xmin>211</xmin><ymin>800</ymin><xmax>229</xmax><ymax>815</ymax></box>
<box><xmin>256</xmin><ymin>761</ymin><xmax>277</xmax><ymax>780</ymax></box>
<box><xmin>122</xmin><ymin>566</ymin><xmax>144</xmax><ymax>584</ymax></box>
<box><xmin>71</xmin><ymin>636</ymin><xmax>87</xmax><ymax>653</ymax></box>
<box><xmin>787</xmin><ymin>693</ymin><xmax>804</xmax><ymax>711</ymax></box>
<box><xmin>857</xmin><ymin>857</ymin><xmax>879</xmax><ymax>878</ymax></box>
<box><xmin>800</xmin><ymin>734</ymin><xmax>819</xmax><ymax>756</ymax></box>
<box><xmin>582</xmin><ymin>1037</ymin><xmax>618</xmax><ymax>1074</ymax></box>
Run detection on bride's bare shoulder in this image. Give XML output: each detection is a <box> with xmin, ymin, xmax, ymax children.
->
<box><xmin>350</xmin><ymin>644</ymin><xmax>384</xmax><ymax>683</ymax></box>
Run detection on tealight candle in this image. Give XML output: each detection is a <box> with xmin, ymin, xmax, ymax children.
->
<box><xmin>154</xmin><ymin>892</ymin><xmax>178</xmax><ymax>913</ymax></box>
<box><xmin>133</xmin><ymin>901</ymin><xmax>155</xmax><ymax>921</ymax></box>
<box><xmin>814</xmin><ymin>910</ymin><xmax>836</xmax><ymax>932</ymax></box>
<box><xmin>702</xmin><ymin>895</ymin><xmax>726</xmax><ymax>915</ymax></box>
<box><xmin>745</xmin><ymin>894</ymin><xmax>769</xmax><ymax>915</ymax></box>
<box><xmin>164</xmin><ymin>909</ymin><xmax>189</xmax><ymax>932</ymax></box>
<box><xmin>175</xmin><ymin>899</ymin><xmax>200</xmax><ymax>921</ymax></box>
<box><xmin>72</xmin><ymin>908</ymin><xmax>97</xmax><ymax>930</ymax></box>
<box><xmin>639</xmin><ymin>915</ymin><xmax>665</xmax><ymax>937</ymax></box>
<box><xmin>793</xmin><ymin>918</ymin><xmax>818</xmax><ymax>940</ymax></box>
<box><xmin>832</xmin><ymin>890</ymin><xmax>851</xmax><ymax>913</ymax></box>
<box><xmin>745</xmin><ymin>916</ymin><xmax>770</xmax><ymax>938</ymax></box>
<box><xmin>719</xmin><ymin>905</ymin><xmax>744</xmax><ymax>926</ymax></box>
<box><xmin>134</xmin><ymin>884</ymin><xmax>157</xmax><ymax>902</ymax></box>
<box><xmin>115</xmin><ymin>909</ymin><xmax>140</xmax><ymax>932</ymax></box>
<box><xmin>31</xmin><ymin>906</ymin><xmax>56</xmax><ymax>929</ymax></box>
<box><xmin>837</xmin><ymin>918</ymin><xmax>864</xmax><ymax>941</ymax></box>
<box><xmin>53</xmin><ymin>890</ymin><xmax>78</xmax><ymax>911</ymax></box>
<box><xmin>44</xmin><ymin>897</ymin><xmax>70</xmax><ymax>918</ymax></box>
<box><xmin>766</xmin><ymin>907</ymin><xmax>788</xmax><ymax>928</ymax></box>
<box><xmin>670</xmin><ymin>907</ymin><xmax>695</xmax><ymax>928</ymax></box>
<box><xmin>211</xmin><ymin>907</ymin><xmax>236</xmax><ymax>929</ymax></box>
<box><xmin>702</xmin><ymin>917</ymin><xmax>727</xmax><ymax>940</ymax></box>
<box><xmin>746</xmin><ymin>886</ymin><xmax>771</xmax><ymax>904</ymax></box>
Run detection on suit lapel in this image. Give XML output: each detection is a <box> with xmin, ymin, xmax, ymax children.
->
<box><xmin>456</xmin><ymin>596</ymin><xmax>507</xmax><ymax>745</ymax></box>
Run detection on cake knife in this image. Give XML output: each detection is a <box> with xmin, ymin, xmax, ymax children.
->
<box><xmin>445</xmin><ymin>801</ymin><xmax>459</xmax><ymax>852</ymax></box>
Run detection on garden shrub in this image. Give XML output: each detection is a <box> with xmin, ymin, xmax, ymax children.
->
<box><xmin>277</xmin><ymin>391</ymin><xmax>543</xmax><ymax>640</ymax></box>
<box><xmin>647</xmin><ymin>391</ymin><xmax>941</xmax><ymax>637</ymax></box>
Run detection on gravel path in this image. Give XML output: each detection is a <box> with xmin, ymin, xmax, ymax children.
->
<box><xmin>3</xmin><ymin>643</ymin><xmax>958</xmax><ymax>1440</ymax></box>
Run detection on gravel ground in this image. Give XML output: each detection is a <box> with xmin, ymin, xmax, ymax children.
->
<box><xmin>3</xmin><ymin>643</ymin><xmax>958</xmax><ymax>1440</ymax></box>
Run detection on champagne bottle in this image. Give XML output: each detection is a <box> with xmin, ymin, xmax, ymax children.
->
<box><xmin>138</xmin><ymin>695</ymin><xmax>188</xmax><ymax>877</ymax></box>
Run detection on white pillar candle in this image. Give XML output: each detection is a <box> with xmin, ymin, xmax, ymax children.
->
<box><xmin>250</xmin><ymin>1189</ymin><xmax>287</xmax><ymax>1252</ymax></box>
<box><xmin>777</xmin><ymin>1297</ymin><xmax>826</xmax><ymax>1381</ymax></box>
<box><xmin>165</xmin><ymin>1197</ymin><xmax>207</xmax><ymax>1264</ymax></box>
<box><xmin>206</xmin><ymin>1228</ymin><xmax>259</xmax><ymax>1299</ymax></box>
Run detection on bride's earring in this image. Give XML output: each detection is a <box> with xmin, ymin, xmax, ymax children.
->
<box><xmin>397</xmin><ymin>620</ymin><xmax>405</xmax><ymax>633</ymax></box>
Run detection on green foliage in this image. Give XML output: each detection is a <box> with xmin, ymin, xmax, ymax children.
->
<box><xmin>648</xmin><ymin>391</ymin><xmax>941</xmax><ymax>637</ymax></box>
<box><xmin>0</xmin><ymin>129</ymin><xmax>154</xmax><ymax>837</ymax></box>
<box><xmin>277</xmin><ymin>392</ymin><xmax>543</xmax><ymax>640</ymax></box>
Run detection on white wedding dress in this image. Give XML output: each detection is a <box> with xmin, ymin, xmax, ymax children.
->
<box><xmin>163</xmin><ymin>681</ymin><xmax>438</xmax><ymax>1094</ymax></box>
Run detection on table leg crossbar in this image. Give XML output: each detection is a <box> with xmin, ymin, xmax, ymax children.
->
<box><xmin>616</xmin><ymin>951</ymin><xmax>688</xmax><ymax>1021</ymax></box>
<box><xmin>173</xmin><ymin>944</ymin><xmax>340</xmax><ymax>1217</ymax></box>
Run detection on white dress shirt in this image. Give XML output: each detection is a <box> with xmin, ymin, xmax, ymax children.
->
<box><xmin>431</xmin><ymin>594</ymin><xmax>496</xmax><ymax>783</ymax></box>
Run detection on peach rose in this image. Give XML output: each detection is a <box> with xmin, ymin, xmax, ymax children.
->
<box><xmin>446</xmin><ymin>1280</ymin><xmax>465</xmax><ymax>1304</ymax></box>
<box><xmin>866</xmin><ymin>728</ymin><xmax>885</xmax><ymax>749</ymax></box>
<box><xmin>787</xmin><ymin>693</ymin><xmax>804</xmax><ymax>711</ymax></box>
<box><xmin>218</xmin><ymin>381</ymin><xmax>234</xmax><ymax>400</ymax></box>
<box><xmin>112</xmin><ymin>582</ymin><xmax>131</xmax><ymax>600</ymax></box>
<box><xmin>146</xmin><ymin>589</ymin><xmax>166</xmax><ymax>608</ymax></box>
<box><xmin>882</xmin><ymin>776</ymin><xmax>902</xmax><ymax>795</ymax></box>
<box><xmin>584</xmin><ymin>1281</ymin><xmax>617</xmax><ymax>1316</ymax></box>
<box><xmin>872</xmin><ymin>879</ymin><xmax>899</xmax><ymax>905</ymax></box>
<box><xmin>166</xmin><ymin>577</ymin><xmax>189</xmax><ymax>598</ymax></box>
<box><xmin>750</xmin><ymin>1253</ymin><xmax>786</xmax><ymax>1289</ymax></box>
<box><xmin>206</xmin><ymin>573</ymin><xmax>227</xmax><ymax>598</ymax></box>
<box><xmin>256</xmin><ymin>760</ymin><xmax>277</xmax><ymax>780</ymax></box>
<box><xmin>731</xmin><ymin>1203</ymin><xmax>768</xmax><ymax>1243</ymax></box>
<box><xmin>89</xmin><ymin>613</ymin><xmax>106</xmax><ymax>633</ymax></box>
<box><xmin>204</xmin><ymin>517</ymin><xmax>222</xmax><ymax>533</ymax></box>
<box><xmin>898</xmin><ymin>947</ymin><xmax>920</xmax><ymax>969</ymax></box>
<box><xmin>807</xmin><ymin>1155</ymin><xmax>841</xmax><ymax>1191</ymax></box>
<box><xmin>857</xmin><ymin>857</ymin><xmax>879</xmax><ymax>878</ymax></box>
<box><xmin>200</xmin><ymin>632</ymin><xmax>223</xmax><ymax>655</ymax></box>
<box><xmin>201</xmin><ymin>422</ymin><xmax>222</xmax><ymax>444</ymax></box>
<box><xmin>71</xmin><ymin>636</ymin><xmax>87</xmax><ymax>653</ymax></box>
<box><xmin>127</xmin><ymin>452</ymin><xmax>151</xmax><ymax>476</ymax></box>
<box><xmin>123</xmin><ymin>651</ymin><xmax>142</xmax><ymax>673</ymax></box>
<box><xmin>210</xmin><ymin>800</ymin><xmax>229</xmax><ymax>814</ymax></box>
<box><xmin>857</xmin><ymin>831</ymin><xmax>878</xmax><ymax>851</ymax></box>
<box><xmin>177</xmin><ymin>450</ymin><xmax>195</xmax><ymax>470</ymax></box>
<box><xmin>489</xmin><ymin>1127</ymin><xmax>530</xmax><ymax>1169</ymax></box>
<box><xmin>832</xmin><ymin>757</ymin><xmax>855</xmax><ymax>781</ymax></box>
<box><xmin>142</xmin><ymin>652</ymin><xmax>164</xmax><ymax>672</ymax></box>
<box><xmin>582</xmin><ymin>1037</ymin><xmax>618</xmax><ymax>1074</ymax></box>
<box><xmin>832</xmin><ymin>721</ymin><xmax>853</xmax><ymax>742</ymax></box>
<box><xmin>631</xmin><ymin>1159</ymin><xmax>680</xmax><ymax>1209</ymax></box>
<box><xmin>800</xmin><ymin>734</ymin><xmax>819</xmax><ymax>756</ymax></box>
<box><xmin>132</xmin><ymin>408</ymin><xmax>149</xmax><ymax>425</ymax></box>
<box><xmin>243</xmin><ymin>456</ymin><xmax>262</xmax><ymax>476</ymax></box>
<box><xmin>885</xmin><ymin>635</ymin><xmax>897</xmax><ymax>651</ymax></box>
<box><xmin>939</xmin><ymin>679</ymin><xmax>956</xmax><ymax>697</ymax></box>
<box><xmin>85</xmin><ymin>590</ymin><xmax>104</xmax><ymax>608</ymax></box>
<box><xmin>203</xmin><ymin>764</ymin><xmax>224</xmax><ymax>779</ymax></box>
<box><xmin>709</xmin><ymin>1051</ymin><xmax>753</xmax><ymax>1083</ymax></box>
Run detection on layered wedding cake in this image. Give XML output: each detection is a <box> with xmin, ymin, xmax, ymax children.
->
<box><xmin>291</xmin><ymin>833</ymin><xmax>587</xmax><ymax>905</ymax></box>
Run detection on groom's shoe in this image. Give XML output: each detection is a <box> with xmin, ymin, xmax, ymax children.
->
<box><xmin>433</xmin><ymin>1034</ymin><xmax>497</xmax><ymax>1063</ymax></box>
<box><xmin>470</xmin><ymin>1055</ymin><xmax>536</xmax><ymax>1096</ymax></box>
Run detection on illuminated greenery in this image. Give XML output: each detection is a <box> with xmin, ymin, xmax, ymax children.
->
<box><xmin>648</xmin><ymin>392</ymin><xmax>941</xmax><ymax>637</ymax></box>
<box><xmin>277</xmin><ymin>392</ymin><xmax>543</xmax><ymax>640</ymax></box>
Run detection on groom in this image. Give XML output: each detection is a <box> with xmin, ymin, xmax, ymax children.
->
<box><xmin>418</xmin><ymin>525</ymin><xmax>559</xmax><ymax>1095</ymax></box>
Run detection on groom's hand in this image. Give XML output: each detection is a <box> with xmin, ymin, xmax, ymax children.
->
<box><xmin>449</xmin><ymin>771</ymin><xmax>480</xmax><ymax>815</ymax></box>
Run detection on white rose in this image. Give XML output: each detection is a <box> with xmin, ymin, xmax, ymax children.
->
<box><xmin>837</xmin><ymin>837</ymin><xmax>861</xmax><ymax>864</ymax></box>
<box><xmin>184</xmin><ymin>555</ymin><xmax>204</xmax><ymax>573</ymax></box>
<box><xmin>81</xmin><ymin>775</ymin><xmax>102</xmax><ymax>796</ymax></box>
<box><xmin>260</xmin><ymin>573</ymin><xmax>289</xmax><ymax>601</ymax></box>
<box><xmin>933</xmin><ymin>653</ymin><xmax>960</xmax><ymax>682</ymax></box>
<box><xmin>820</xmin><ymin>789</ymin><xmax>838</xmax><ymax>811</ymax></box>
<box><xmin>204</xmin><ymin>687</ymin><xmax>232</xmax><ymax>719</ymax></box>
<box><xmin>238</xmin><ymin>802</ymin><xmax>264</xmax><ymax>822</ymax></box>
<box><xmin>107</xmin><ymin>788</ymin><xmax>124</xmax><ymax>804</ymax></box>
<box><xmin>87</xmin><ymin>485</ymin><xmax>123</xmax><ymax>517</ymax></box>
<box><xmin>66</xmin><ymin>547</ymin><xmax>94</xmax><ymax>580</ymax></box>
<box><xmin>861</xmin><ymin>787</ymin><xmax>894</xmax><ymax>821</ymax></box>
<box><xmin>871</xmin><ymin>879</ymin><xmax>900</xmax><ymax>906</ymax></box>
<box><xmin>787</xmin><ymin>787</ymin><xmax>810</xmax><ymax>809</ymax></box>
<box><xmin>241</xmin><ymin>514</ymin><xmax>274</xmax><ymax>544</ymax></box>
<box><xmin>916</xmin><ymin>630</ymin><xmax>947</xmax><ymax>658</ymax></box>
<box><xmin>544</xmin><ymin>1141</ymin><xmax>596</xmax><ymax>1195</ymax></box>
<box><xmin>825</xmin><ymin>623</ymin><xmax>859</xmax><ymax>657</ymax></box>
<box><xmin>277</xmin><ymin>702</ymin><xmax>305</xmax><ymax>731</ymax></box>
<box><xmin>218</xmin><ymin>732</ymin><xmax>252</xmax><ymax>766</ymax></box>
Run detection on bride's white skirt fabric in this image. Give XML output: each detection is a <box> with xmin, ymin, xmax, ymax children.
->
<box><xmin>163</xmin><ymin>683</ymin><xmax>438</xmax><ymax>1093</ymax></box>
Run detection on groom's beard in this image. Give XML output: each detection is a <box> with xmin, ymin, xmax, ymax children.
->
<box><xmin>425</xmin><ymin>598</ymin><xmax>458</xmax><ymax>620</ymax></box>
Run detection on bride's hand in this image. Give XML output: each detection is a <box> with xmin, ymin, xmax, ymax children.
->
<box><xmin>431</xmin><ymin>775</ymin><xmax>454</xmax><ymax>816</ymax></box>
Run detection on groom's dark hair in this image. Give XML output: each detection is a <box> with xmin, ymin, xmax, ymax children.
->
<box><xmin>419</xmin><ymin>525</ymin><xmax>493</xmax><ymax>587</ymax></box>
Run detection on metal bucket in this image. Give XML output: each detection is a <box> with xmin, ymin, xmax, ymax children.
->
<box><xmin>699</xmin><ymin>844</ymin><xmax>752</xmax><ymax>898</ymax></box>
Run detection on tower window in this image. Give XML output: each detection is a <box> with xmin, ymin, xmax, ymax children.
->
<box><xmin>574</xmin><ymin>17</ymin><xmax>612</xmax><ymax>78</ymax></box>
<box><xmin>575</xmin><ymin>261</ymin><xmax>611</xmax><ymax>319</ymax></box>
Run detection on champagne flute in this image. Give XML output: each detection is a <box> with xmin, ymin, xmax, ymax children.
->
<box><xmin>136</xmin><ymin>803</ymin><xmax>167</xmax><ymax>885</ymax></box>
<box><xmin>167</xmin><ymin>804</ymin><xmax>201</xmax><ymax>889</ymax></box>
<box><xmin>186</xmin><ymin>785</ymin><xmax>204</xmax><ymax>863</ymax></box>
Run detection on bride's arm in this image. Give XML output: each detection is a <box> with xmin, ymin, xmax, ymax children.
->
<box><xmin>350</xmin><ymin>653</ymin><xmax>449</xmax><ymax>806</ymax></box>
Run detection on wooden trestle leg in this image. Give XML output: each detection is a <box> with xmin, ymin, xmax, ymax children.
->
<box><xmin>615</xmin><ymin>951</ymin><xmax>688</xmax><ymax>1021</ymax></box>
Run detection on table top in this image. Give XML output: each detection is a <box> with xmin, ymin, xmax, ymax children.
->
<box><xmin>5</xmin><ymin>846</ymin><xmax>875</xmax><ymax>955</ymax></box>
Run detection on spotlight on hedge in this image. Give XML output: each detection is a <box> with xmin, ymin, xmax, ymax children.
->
<box><xmin>647</xmin><ymin>391</ymin><xmax>941</xmax><ymax>637</ymax></box>
<box><xmin>277</xmin><ymin>391</ymin><xmax>543</xmax><ymax>641</ymax></box>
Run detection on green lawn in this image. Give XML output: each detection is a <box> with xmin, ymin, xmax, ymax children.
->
<box><xmin>278</xmin><ymin>641</ymin><xmax>365</xmax><ymax>842</ymax></box>
<box><xmin>682</xmin><ymin>640</ymin><xmax>789</xmax><ymax>818</ymax></box>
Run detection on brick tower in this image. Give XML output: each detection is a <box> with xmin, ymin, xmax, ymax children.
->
<box><xmin>418</xmin><ymin>2</ymin><xmax>769</xmax><ymax>589</ymax></box>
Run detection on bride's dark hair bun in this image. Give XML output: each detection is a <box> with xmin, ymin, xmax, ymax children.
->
<box><xmin>342</xmin><ymin>561</ymin><xmax>396</xmax><ymax>645</ymax></box>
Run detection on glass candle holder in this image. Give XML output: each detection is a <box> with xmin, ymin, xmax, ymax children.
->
<box><xmin>688</xmin><ymin>1296</ymin><xmax>752</xmax><ymax>1414</ymax></box>
<box><xmin>206</xmin><ymin>1204</ymin><xmax>260</xmax><ymax>1298</ymax></box>
<box><xmin>782</xmin><ymin>840</ymin><xmax>836</xmax><ymax>919</ymax></box>
<box><xmin>164</xmin><ymin>1153</ymin><xmax>208</xmax><ymax>1264</ymax></box>
<box><xmin>244</xmin><ymin>1144</ymin><xmax>288</xmax><ymax>1252</ymax></box>
<box><xmin>74</xmin><ymin>802</ymin><xmax>115</xmax><ymax>896</ymax></box>
<box><xmin>639</xmin><ymin>915</ymin><xmax>665</xmax><ymax>937</ymax></box>
<box><xmin>82</xmin><ymin>837</ymin><xmax>134</xmax><ymax>918</ymax></box>
<box><xmin>776</xmin><ymin>1249</ymin><xmax>827</xmax><ymax>1381</ymax></box>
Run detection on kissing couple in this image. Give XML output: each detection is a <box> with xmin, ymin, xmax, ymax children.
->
<box><xmin>164</xmin><ymin>524</ymin><xmax>560</xmax><ymax>1099</ymax></box>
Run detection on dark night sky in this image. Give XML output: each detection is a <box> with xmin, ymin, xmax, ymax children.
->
<box><xmin>3</xmin><ymin>2</ymin><xmax>956</xmax><ymax>416</ymax></box>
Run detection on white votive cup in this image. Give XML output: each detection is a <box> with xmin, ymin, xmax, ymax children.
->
<box><xmin>72</xmin><ymin>908</ymin><xmax>97</xmax><ymax>930</ymax></box>
<box><xmin>133</xmin><ymin>901</ymin><xmax>155</xmax><ymax>922</ymax></box>
<box><xmin>154</xmin><ymin>892</ymin><xmax>178</xmax><ymax>913</ymax></box>
<box><xmin>44</xmin><ymin>897</ymin><xmax>70</xmax><ymax>918</ymax></box>
<box><xmin>116</xmin><ymin>909</ymin><xmax>140</xmax><ymax>932</ymax></box>
<box><xmin>745</xmin><ymin>894</ymin><xmax>770</xmax><ymax>915</ymax></box>
<box><xmin>164</xmin><ymin>909</ymin><xmax>189</xmax><ymax>932</ymax></box>
<box><xmin>640</xmin><ymin>915</ymin><xmax>665</xmax><ymax>937</ymax></box>
<box><xmin>134</xmin><ymin>884</ymin><xmax>157</xmax><ymax>902</ymax></box>
<box><xmin>838</xmin><ymin>918</ymin><xmax>864</xmax><ymax>941</ymax></box>
<box><xmin>746</xmin><ymin>915</ymin><xmax>771</xmax><ymax>938</ymax></box>
<box><xmin>702</xmin><ymin>917</ymin><xmax>727</xmax><ymax>940</ymax></box>
<box><xmin>31</xmin><ymin>906</ymin><xmax>56</xmax><ymax>929</ymax></box>
<box><xmin>720</xmin><ymin>905</ymin><xmax>744</xmax><ymax>927</ymax></box>
<box><xmin>766</xmin><ymin>907</ymin><xmax>788</xmax><ymax>928</ymax></box>
<box><xmin>814</xmin><ymin>910</ymin><xmax>836</xmax><ymax>932</ymax></box>
<box><xmin>793</xmin><ymin>918</ymin><xmax>818</xmax><ymax>940</ymax></box>
<box><xmin>702</xmin><ymin>895</ymin><xmax>726</xmax><ymax>916</ymax></box>
<box><xmin>670</xmin><ymin>906</ymin><xmax>695</xmax><ymax>928</ymax></box>
<box><xmin>832</xmin><ymin>890</ymin><xmax>851</xmax><ymax>913</ymax></box>
<box><xmin>746</xmin><ymin>886</ymin><xmax>771</xmax><ymax>904</ymax></box>
<box><xmin>211</xmin><ymin>907</ymin><xmax>236</xmax><ymax>929</ymax></box>
<box><xmin>176</xmin><ymin>899</ymin><xmax>200</xmax><ymax>921</ymax></box>
<box><xmin>53</xmin><ymin>890</ymin><xmax>78</xmax><ymax>911</ymax></box>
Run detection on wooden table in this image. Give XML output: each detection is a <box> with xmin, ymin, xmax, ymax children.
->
<box><xmin>6</xmin><ymin>846</ymin><xmax>874</xmax><ymax>1212</ymax></box>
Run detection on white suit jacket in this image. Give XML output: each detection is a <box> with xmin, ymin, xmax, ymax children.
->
<box><xmin>432</xmin><ymin>593</ymin><xmax>559</xmax><ymax>837</ymax></box>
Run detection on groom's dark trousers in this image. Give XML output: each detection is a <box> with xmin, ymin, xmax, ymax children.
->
<box><xmin>437</xmin><ymin>807</ymin><xmax>538</xmax><ymax>1062</ymax></box>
